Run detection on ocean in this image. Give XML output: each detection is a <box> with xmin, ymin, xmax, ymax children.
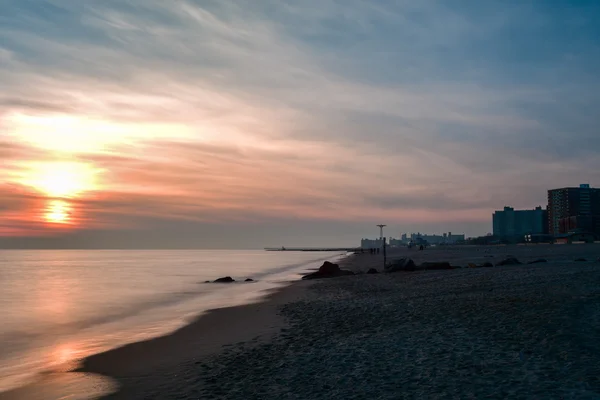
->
<box><xmin>0</xmin><ymin>249</ymin><xmax>344</xmax><ymax>393</ymax></box>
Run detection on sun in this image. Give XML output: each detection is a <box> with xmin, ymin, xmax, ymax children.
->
<box><xmin>45</xmin><ymin>200</ymin><xmax>72</xmax><ymax>224</ymax></box>
<box><xmin>23</xmin><ymin>162</ymin><xmax>99</xmax><ymax>198</ymax></box>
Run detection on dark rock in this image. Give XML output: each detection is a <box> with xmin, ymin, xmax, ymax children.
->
<box><xmin>214</xmin><ymin>276</ymin><xmax>235</xmax><ymax>283</ymax></box>
<box><xmin>574</xmin><ymin>258</ymin><xmax>587</xmax><ymax>262</ymax></box>
<box><xmin>385</xmin><ymin>258</ymin><xmax>416</xmax><ymax>272</ymax></box>
<box><xmin>319</xmin><ymin>261</ymin><xmax>341</xmax><ymax>274</ymax></box>
<box><xmin>496</xmin><ymin>257</ymin><xmax>522</xmax><ymax>266</ymax></box>
<box><xmin>204</xmin><ymin>280</ymin><xmax>211</xmax><ymax>283</ymax></box>
<box><xmin>527</xmin><ymin>259</ymin><xmax>547</xmax><ymax>264</ymax></box>
<box><xmin>366</xmin><ymin>268</ymin><xmax>378</xmax><ymax>274</ymax></box>
<box><xmin>420</xmin><ymin>261</ymin><xmax>453</xmax><ymax>270</ymax></box>
<box><xmin>302</xmin><ymin>261</ymin><xmax>355</xmax><ymax>280</ymax></box>
<box><xmin>245</xmin><ymin>278</ymin><xmax>254</xmax><ymax>282</ymax></box>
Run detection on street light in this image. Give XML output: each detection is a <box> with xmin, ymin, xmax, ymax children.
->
<box><xmin>376</xmin><ymin>224</ymin><xmax>387</xmax><ymax>269</ymax></box>
<box><xmin>376</xmin><ymin>224</ymin><xmax>386</xmax><ymax>239</ymax></box>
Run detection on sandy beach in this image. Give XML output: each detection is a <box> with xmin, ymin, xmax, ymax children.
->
<box><xmin>3</xmin><ymin>244</ymin><xmax>600</xmax><ymax>399</ymax></box>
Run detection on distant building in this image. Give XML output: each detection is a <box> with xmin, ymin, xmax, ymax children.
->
<box><xmin>403</xmin><ymin>232</ymin><xmax>465</xmax><ymax>245</ymax></box>
<box><xmin>492</xmin><ymin>206</ymin><xmax>548</xmax><ymax>241</ymax></box>
<box><xmin>548</xmin><ymin>184</ymin><xmax>600</xmax><ymax>235</ymax></box>
<box><xmin>361</xmin><ymin>238</ymin><xmax>384</xmax><ymax>249</ymax></box>
<box><xmin>362</xmin><ymin>232</ymin><xmax>465</xmax><ymax>248</ymax></box>
<box><xmin>388</xmin><ymin>237</ymin><xmax>404</xmax><ymax>247</ymax></box>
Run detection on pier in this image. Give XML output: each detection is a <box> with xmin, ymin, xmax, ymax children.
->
<box><xmin>264</xmin><ymin>247</ymin><xmax>361</xmax><ymax>252</ymax></box>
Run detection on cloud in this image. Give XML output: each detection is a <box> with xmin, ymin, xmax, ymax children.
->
<box><xmin>0</xmin><ymin>0</ymin><xmax>599</xmax><ymax>245</ymax></box>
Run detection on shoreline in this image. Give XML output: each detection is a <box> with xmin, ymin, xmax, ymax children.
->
<box><xmin>0</xmin><ymin>281</ymin><xmax>318</xmax><ymax>400</ymax></box>
<box><xmin>0</xmin><ymin>253</ymin><xmax>350</xmax><ymax>400</ymax></box>
<box><xmin>3</xmin><ymin>245</ymin><xmax>600</xmax><ymax>398</ymax></box>
<box><xmin>87</xmin><ymin>281</ymin><xmax>317</xmax><ymax>399</ymax></box>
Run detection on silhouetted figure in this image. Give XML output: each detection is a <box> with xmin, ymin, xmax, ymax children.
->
<box><xmin>419</xmin><ymin>245</ymin><xmax>424</xmax><ymax>251</ymax></box>
<box><xmin>377</xmin><ymin>248</ymin><xmax>380</xmax><ymax>254</ymax></box>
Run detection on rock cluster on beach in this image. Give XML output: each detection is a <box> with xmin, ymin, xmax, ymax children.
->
<box><xmin>385</xmin><ymin>258</ymin><xmax>462</xmax><ymax>272</ymax></box>
<box><xmin>187</xmin><ymin>262</ymin><xmax>600</xmax><ymax>399</ymax></box>
<box><xmin>384</xmin><ymin>257</ymin><xmax>416</xmax><ymax>272</ymax></box>
<box><xmin>106</xmin><ymin>244</ymin><xmax>600</xmax><ymax>399</ymax></box>
<box><xmin>496</xmin><ymin>257</ymin><xmax>522</xmax><ymax>266</ymax></box>
<box><xmin>214</xmin><ymin>276</ymin><xmax>235</xmax><ymax>283</ymax></box>
<box><xmin>211</xmin><ymin>276</ymin><xmax>255</xmax><ymax>283</ymax></box>
<box><xmin>302</xmin><ymin>261</ymin><xmax>354</xmax><ymax>280</ymax></box>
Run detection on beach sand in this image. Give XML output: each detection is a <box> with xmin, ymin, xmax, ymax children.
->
<box><xmin>3</xmin><ymin>244</ymin><xmax>600</xmax><ymax>399</ymax></box>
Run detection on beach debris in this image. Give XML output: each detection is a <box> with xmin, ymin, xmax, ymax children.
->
<box><xmin>574</xmin><ymin>258</ymin><xmax>587</xmax><ymax>262</ymax></box>
<box><xmin>420</xmin><ymin>261</ymin><xmax>454</xmax><ymax>270</ymax></box>
<box><xmin>245</xmin><ymin>278</ymin><xmax>255</xmax><ymax>282</ymax></box>
<box><xmin>385</xmin><ymin>258</ymin><xmax>416</xmax><ymax>272</ymax></box>
<box><xmin>527</xmin><ymin>259</ymin><xmax>548</xmax><ymax>264</ymax></box>
<box><xmin>302</xmin><ymin>261</ymin><xmax>354</xmax><ymax>280</ymax></box>
<box><xmin>204</xmin><ymin>280</ymin><xmax>211</xmax><ymax>283</ymax></box>
<box><xmin>214</xmin><ymin>276</ymin><xmax>235</xmax><ymax>283</ymax></box>
<box><xmin>366</xmin><ymin>268</ymin><xmax>378</xmax><ymax>274</ymax></box>
<box><xmin>496</xmin><ymin>257</ymin><xmax>522</xmax><ymax>266</ymax></box>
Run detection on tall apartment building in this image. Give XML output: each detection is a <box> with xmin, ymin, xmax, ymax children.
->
<box><xmin>547</xmin><ymin>184</ymin><xmax>600</xmax><ymax>235</ymax></box>
<box><xmin>493</xmin><ymin>206</ymin><xmax>548</xmax><ymax>240</ymax></box>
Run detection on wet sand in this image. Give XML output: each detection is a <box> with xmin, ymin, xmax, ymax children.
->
<box><xmin>0</xmin><ymin>282</ymin><xmax>311</xmax><ymax>400</ymax></box>
<box><xmin>3</xmin><ymin>244</ymin><xmax>600</xmax><ymax>399</ymax></box>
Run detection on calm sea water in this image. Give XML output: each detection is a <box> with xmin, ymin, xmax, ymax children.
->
<box><xmin>0</xmin><ymin>250</ymin><xmax>344</xmax><ymax>392</ymax></box>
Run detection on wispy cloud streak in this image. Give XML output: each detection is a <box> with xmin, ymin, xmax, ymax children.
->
<box><xmin>1</xmin><ymin>0</ymin><xmax>599</xmax><ymax>245</ymax></box>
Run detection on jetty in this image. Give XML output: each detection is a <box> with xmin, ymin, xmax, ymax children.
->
<box><xmin>264</xmin><ymin>247</ymin><xmax>361</xmax><ymax>252</ymax></box>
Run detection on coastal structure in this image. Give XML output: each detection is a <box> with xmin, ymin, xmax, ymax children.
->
<box><xmin>547</xmin><ymin>184</ymin><xmax>600</xmax><ymax>235</ymax></box>
<box><xmin>362</xmin><ymin>232</ymin><xmax>465</xmax><ymax>248</ymax></box>
<box><xmin>492</xmin><ymin>206</ymin><xmax>548</xmax><ymax>241</ymax></box>
<box><xmin>403</xmin><ymin>232</ymin><xmax>465</xmax><ymax>245</ymax></box>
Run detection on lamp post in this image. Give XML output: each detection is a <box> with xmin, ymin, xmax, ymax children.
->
<box><xmin>376</xmin><ymin>224</ymin><xmax>387</xmax><ymax>269</ymax></box>
<box><xmin>376</xmin><ymin>224</ymin><xmax>386</xmax><ymax>239</ymax></box>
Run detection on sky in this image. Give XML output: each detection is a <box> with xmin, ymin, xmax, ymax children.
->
<box><xmin>1</xmin><ymin>0</ymin><xmax>600</xmax><ymax>248</ymax></box>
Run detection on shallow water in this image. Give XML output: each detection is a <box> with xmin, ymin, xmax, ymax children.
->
<box><xmin>0</xmin><ymin>249</ymin><xmax>343</xmax><ymax>392</ymax></box>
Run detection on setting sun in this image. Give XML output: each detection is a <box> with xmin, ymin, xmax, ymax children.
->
<box><xmin>22</xmin><ymin>162</ymin><xmax>100</xmax><ymax>198</ymax></box>
<box><xmin>45</xmin><ymin>200</ymin><xmax>72</xmax><ymax>224</ymax></box>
